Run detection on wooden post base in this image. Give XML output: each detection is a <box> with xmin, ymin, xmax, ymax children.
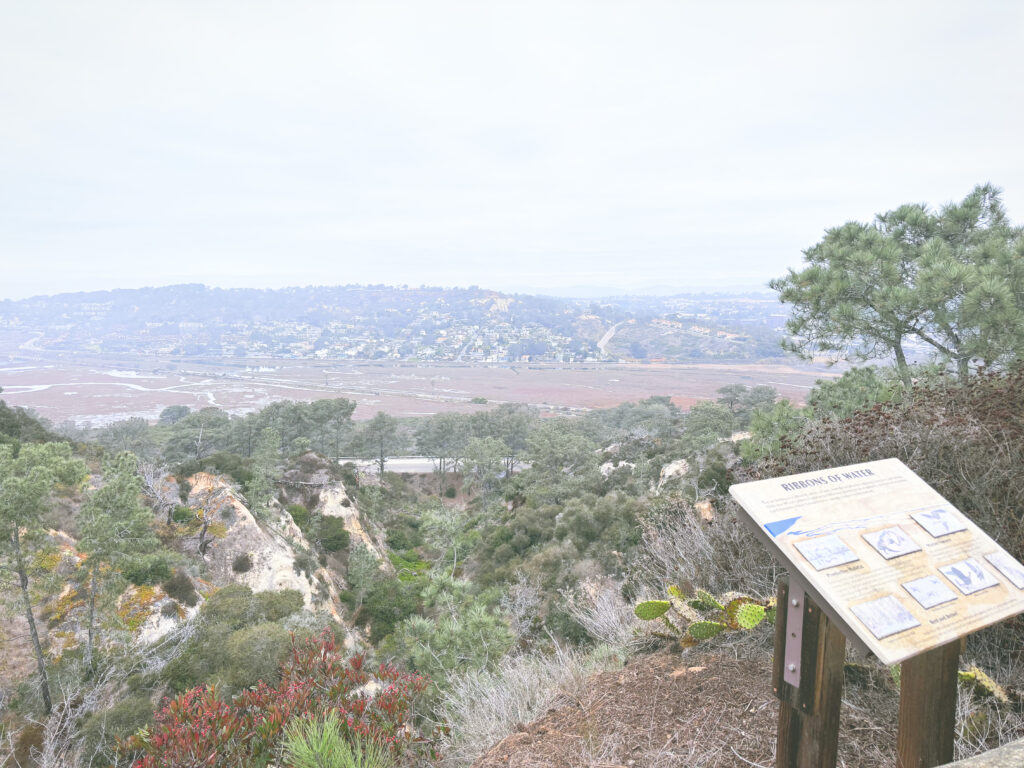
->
<box><xmin>897</xmin><ymin>638</ymin><xmax>961</xmax><ymax>768</ymax></box>
<box><xmin>773</xmin><ymin>579</ymin><xmax>846</xmax><ymax>768</ymax></box>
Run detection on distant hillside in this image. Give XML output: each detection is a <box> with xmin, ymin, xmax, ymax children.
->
<box><xmin>0</xmin><ymin>284</ymin><xmax>785</xmax><ymax>363</ymax></box>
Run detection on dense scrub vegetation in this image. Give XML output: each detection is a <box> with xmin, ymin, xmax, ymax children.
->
<box><xmin>5</xmin><ymin>357</ymin><xmax>1024</xmax><ymax>765</ymax></box>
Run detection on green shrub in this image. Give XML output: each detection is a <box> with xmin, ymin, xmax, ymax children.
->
<box><xmin>201</xmin><ymin>584</ymin><xmax>303</xmax><ymax>628</ymax></box>
<box><xmin>224</xmin><ymin>622</ymin><xmax>292</xmax><ymax>689</ymax></box>
<box><xmin>122</xmin><ymin>554</ymin><xmax>172</xmax><ymax>586</ymax></box>
<box><xmin>339</xmin><ymin>463</ymin><xmax>359</xmax><ymax>490</ymax></box>
<box><xmin>162</xmin><ymin>587</ymin><xmax>304</xmax><ymax>693</ymax></box>
<box><xmin>171</xmin><ymin>505</ymin><xmax>193</xmax><ymax>523</ymax></box>
<box><xmin>201</xmin><ymin>584</ymin><xmax>256</xmax><ymax>627</ymax></box>
<box><xmin>232</xmin><ymin>552</ymin><xmax>253</xmax><ymax>573</ymax></box>
<box><xmin>255</xmin><ymin>589</ymin><xmax>304</xmax><ymax>622</ymax></box>
<box><xmin>358</xmin><ymin>579</ymin><xmax>420</xmax><ymax>644</ymax></box>
<box><xmin>162</xmin><ymin>570</ymin><xmax>198</xmax><ymax>607</ymax></box>
<box><xmin>161</xmin><ymin>600</ymin><xmax>181</xmax><ymax>618</ymax></box>
<box><xmin>162</xmin><ymin>623</ymin><xmax>232</xmax><ymax>692</ymax></box>
<box><xmin>444</xmin><ymin>486</ymin><xmax>457</xmax><ymax>498</ymax></box>
<box><xmin>288</xmin><ymin>503</ymin><xmax>311</xmax><ymax>530</ymax></box>
<box><xmin>293</xmin><ymin>551</ymin><xmax>316</xmax><ymax>576</ymax></box>
<box><xmin>387</xmin><ymin>550</ymin><xmax>430</xmax><ymax>582</ymax></box>
<box><xmin>385</xmin><ymin>518</ymin><xmax>423</xmax><ymax>550</ymax></box>
<box><xmin>80</xmin><ymin>695</ymin><xmax>154</xmax><ymax>767</ymax></box>
<box><xmin>336</xmin><ymin>589</ymin><xmax>357</xmax><ymax>611</ymax></box>
<box><xmin>320</xmin><ymin>517</ymin><xmax>350</xmax><ymax>553</ymax></box>
<box><xmin>176</xmin><ymin>452</ymin><xmax>254</xmax><ymax>488</ymax></box>
<box><xmin>388</xmin><ymin>603</ymin><xmax>513</xmax><ymax>685</ymax></box>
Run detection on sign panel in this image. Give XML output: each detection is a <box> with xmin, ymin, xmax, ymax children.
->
<box><xmin>730</xmin><ymin>458</ymin><xmax>1024</xmax><ymax>665</ymax></box>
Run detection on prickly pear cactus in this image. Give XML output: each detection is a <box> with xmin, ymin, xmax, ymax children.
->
<box><xmin>634</xmin><ymin>600</ymin><xmax>671</xmax><ymax>621</ymax></box>
<box><xmin>687</xmin><ymin>621</ymin><xmax>727</xmax><ymax>640</ymax></box>
<box><xmin>734</xmin><ymin>603</ymin><xmax>766</xmax><ymax>630</ymax></box>
<box><xmin>633</xmin><ymin>585</ymin><xmax>773</xmax><ymax>650</ymax></box>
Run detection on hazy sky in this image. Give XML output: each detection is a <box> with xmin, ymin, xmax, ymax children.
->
<box><xmin>2</xmin><ymin>1</ymin><xmax>1023</xmax><ymax>300</ymax></box>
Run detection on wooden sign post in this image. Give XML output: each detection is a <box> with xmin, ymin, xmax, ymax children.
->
<box><xmin>772</xmin><ymin>579</ymin><xmax>845</xmax><ymax>768</ymax></box>
<box><xmin>730</xmin><ymin>459</ymin><xmax>1024</xmax><ymax>768</ymax></box>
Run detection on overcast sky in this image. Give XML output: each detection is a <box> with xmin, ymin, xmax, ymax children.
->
<box><xmin>2</xmin><ymin>1</ymin><xmax>1023</xmax><ymax>300</ymax></box>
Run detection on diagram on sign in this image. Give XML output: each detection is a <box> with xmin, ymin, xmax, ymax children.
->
<box><xmin>986</xmin><ymin>551</ymin><xmax>1024</xmax><ymax>589</ymax></box>
<box><xmin>863</xmin><ymin>526</ymin><xmax>921</xmax><ymax>560</ymax></box>
<box><xmin>730</xmin><ymin>458</ymin><xmax>1024</xmax><ymax>665</ymax></box>
<box><xmin>939</xmin><ymin>559</ymin><xmax>1000</xmax><ymax>595</ymax></box>
<box><xmin>912</xmin><ymin>508</ymin><xmax>968</xmax><ymax>538</ymax></box>
<box><xmin>902</xmin><ymin>575</ymin><xmax>957</xmax><ymax>610</ymax></box>
<box><xmin>851</xmin><ymin>595</ymin><xmax>920</xmax><ymax>639</ymax></box>
<box><xmin>794</xmin><ymin>534</ymin><xmax>859</xmax><ymax>571</ymax></box>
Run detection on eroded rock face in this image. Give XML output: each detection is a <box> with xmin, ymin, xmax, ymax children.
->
<box><xmin>317</xmin><ymin>485</ymin><xmax>393</xmax><ymax>574</ymax></box>
<box><xmin>187</xmin><ymin>473</ymin><xmax>344</xmax><ymax>620</ymax></box>
<box><xmin>658</xmin><ymin>458</ymin><xmax>690</xmax><ymax>488</ymax></box>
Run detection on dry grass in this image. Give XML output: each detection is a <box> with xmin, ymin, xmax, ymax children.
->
<box><xmin>438</xmin><ymin>644</ymin><xmax>610</xmax><ymax>767</ymax></box>
<box><xmin>632</xmin><ymin>495</ymin><xmax>781</xmax><ymax>599</ymax></box>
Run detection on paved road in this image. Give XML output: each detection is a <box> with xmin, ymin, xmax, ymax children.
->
<box><xmin>337</xmin><ymin>456</ymin><xmax>437</xmax><ymax>474</ymax></box>
<box><xmin>337</xmin><ymin>456</ymin><xmax>528</xmax><ymax>475</ymax></box>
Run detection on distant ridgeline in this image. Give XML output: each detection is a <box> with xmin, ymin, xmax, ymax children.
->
<box><xmin>0</xmin><ymin>284</ymin><xmax>783</xmax><ymax>363</ymax></box>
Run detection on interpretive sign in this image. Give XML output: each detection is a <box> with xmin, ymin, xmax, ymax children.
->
<box><xmin>730</xmin><ymin>458</ymin><xmax>1024</xmax><ymax>665</ymax></box>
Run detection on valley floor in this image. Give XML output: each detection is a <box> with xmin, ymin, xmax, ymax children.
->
<box><xmin>0</xmin><ymin>355</ymin><xmax>834</xmax><ymax>425</ymax></box>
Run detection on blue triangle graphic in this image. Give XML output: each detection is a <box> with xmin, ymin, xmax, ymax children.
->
<box><xmin>765</xmin><ymin>517</ymin><xmax>800</xmax><ymax>538</ymax></box>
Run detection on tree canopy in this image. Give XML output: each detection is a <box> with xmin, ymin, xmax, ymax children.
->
<box><xmin>771</xmin><ymin>183</ymin><xmax>1024</xmax><ymax>384</ymax></box>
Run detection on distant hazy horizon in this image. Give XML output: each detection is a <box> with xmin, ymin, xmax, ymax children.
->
<box><xmin>0</xmin><ymin>278</ymin><xmax>776</xmax><ymax>303</ymax></box>
<box><xmin>3</xmin><ymin>2</ymin><xmax>1022</xmax><ymax>302</ymax></box>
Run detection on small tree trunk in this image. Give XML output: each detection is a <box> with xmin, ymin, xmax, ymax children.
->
<box><xmin>957</xmin><ymin>355</ymin><xmax>970</xmax><ymax>381</ymax></box>
<box><xmin>893</xmin><ymin>342</ymin><xmax>912</xmax><ymax>388</ymax></box>
<box><xmin>197</xmin><ymin>513</ymin><xmax>211</xmax><ymax>556</ymax></box>
<box><xmin>12</xmin><ymin>530</ymin><xmax>52</xmax><ymax>715</ymax></box>
<box><xmin>86</xmin><ymin>566</ymin><xmax>98</xmax><ymax>670</ymax></box>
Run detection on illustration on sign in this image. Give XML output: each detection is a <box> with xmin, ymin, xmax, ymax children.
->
<box><xmin>985</xmin><ymin>551</ymin><xmax>1024</xmax><ymax>589</ymax></box>
<box><xmin>863</xmin><ymin>526</ymin><xmax>921</xmax><ymax>560</ymax></box>
<box><xmin>794</xmin><ymin>534</ymin><xmax>859</xmax><ymax>571</ymax></box>
<box><xmin>911</xmin><ymin>508</ymin><xmax>967</xmax><ymax>538</ymax></box>
<box><xmin>902</xmin><ymin>575</ymin><xmax>957</xmax><ymax>610</ymax></box>
<box><xmin>939</xmin><ymin>559</ymin><xmax>1000</xmax><ymax>595</ymax></box>
<box><xmin>851</xmin><ymin>595</ymin><xmax>920</xmax><ymax>639</ymax></box>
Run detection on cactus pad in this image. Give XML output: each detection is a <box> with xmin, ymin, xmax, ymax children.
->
<box><xmin>686</xmin><ymin>621</ymin><xmax>727</xmax><ymax>641</ymax></box>
<box><xmin>735</xmin><ymin>603</ymin><xmax>766</xmax><ymax>630</ymax></box>
<box><xmin>725</xmin><ymin>596</ymin><xmax>754</xmax><ymax>627</ymax></box>
<box><xmin>696</xmin><ymin>589</ymin><xmax>724</xmax><ymax>611</ymax></box>
<box><xmin>634</xmin><ymin>600</ymin><xmax>671</xmax><ymax>621</ymax></box>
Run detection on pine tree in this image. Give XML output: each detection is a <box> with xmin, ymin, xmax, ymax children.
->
<box><xmin>772</xmin><ymin>184</ymin><xmax>1024</xmax><ymax>384</ymax></box>
<box><xmin>0</xmin><ymin>442</ymin><xmax>87</xmax><ymax>714</ymax></box>
<box><xmin>78</xmin><ymin>452</ymin><xmax>159</xmax><ymax>668</ymax></box>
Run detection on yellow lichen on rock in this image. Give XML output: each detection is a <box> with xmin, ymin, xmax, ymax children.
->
<box><xmin>117</xmin><ymin>585</ymin><xmax>163</xmax><ymax>633</ymax></box>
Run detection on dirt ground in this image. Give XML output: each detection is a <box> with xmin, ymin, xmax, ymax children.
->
<box><xmin>471</xmin><ymin>650</ymin><xmax>899</xmax><ymax>768</ymax></box>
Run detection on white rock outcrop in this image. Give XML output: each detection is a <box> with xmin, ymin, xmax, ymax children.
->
<box><xmin>188</xmin><ymin>473</ymin><xmax>345</xmax><ymax>620</ymax></box>
<box><xmin>317</xmin><ymin>486</ymin><xmax>392</xmax><ymax>573</ymax></box>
